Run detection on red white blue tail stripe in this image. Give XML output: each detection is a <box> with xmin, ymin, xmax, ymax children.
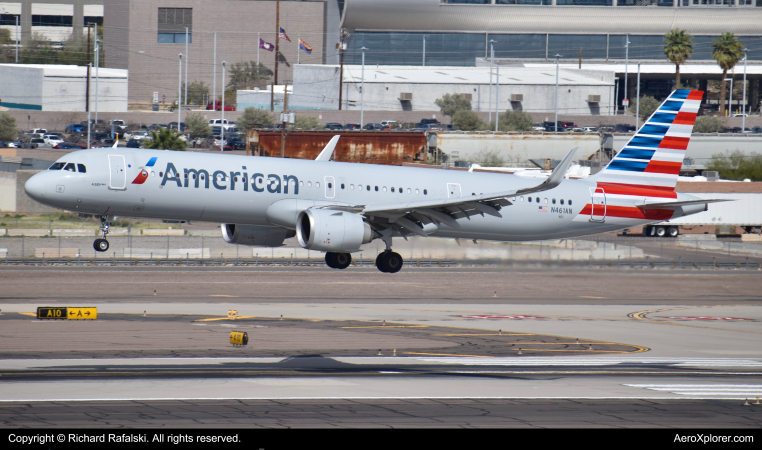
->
<box><xmin>596</xmin><ymin>89</ymin><xmax>702</xmax><ymax>190</ymax></box>
<box><xmin>576</xmin><ymin>90</ymin><xmax>703</xmax><ymax>223</ymax></box>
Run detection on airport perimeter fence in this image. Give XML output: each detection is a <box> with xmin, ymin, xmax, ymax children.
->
<box><xmin>1</xmin><ymin>233</ymin><xmax>761</xmax><ymax>270</ymax></box>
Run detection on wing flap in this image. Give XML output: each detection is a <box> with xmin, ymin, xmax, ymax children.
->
<box><xmin>635</xmin><ymin>199</ymin><xmax>733</xmax><ymax>209</ymax></box>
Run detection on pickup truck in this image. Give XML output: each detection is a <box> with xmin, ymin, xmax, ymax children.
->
<box><xmin>209</xmin><ymin>119</ymin><xmax>235</xmax><ymax>130</ymax></box>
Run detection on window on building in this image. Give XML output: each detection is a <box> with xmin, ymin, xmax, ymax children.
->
<box><xmin>0</xmin><ymin>14</ymin><xmax>19</xmax><ymax>26</ymax></box>
<box><xmin>32</xmin><ymin>15</ymin><xmax>73</xmax><ymax>27</ymax></box>
<box><xmin>158</xmin><ymin>7</ymin><xmax>192</xmax><ymax>44</ymax></box>
<box><xmin>84</xmin><ymin>17</ymin><xmax>103</xmax><ymax>27</ymax></box>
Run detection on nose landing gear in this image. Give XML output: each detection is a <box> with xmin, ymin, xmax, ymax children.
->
<box><xmin>93</xmin><ymin>215</ymin><xmax>112</xmax><ymax>252</ymax></box>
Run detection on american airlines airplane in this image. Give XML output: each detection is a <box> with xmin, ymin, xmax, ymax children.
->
<box><xmin>25</xmin><ymin>89</ymin><xmax>723</xmax><ymax>273</ymax></box>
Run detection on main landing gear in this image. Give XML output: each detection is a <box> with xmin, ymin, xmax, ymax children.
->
<box><xmin>325</xmin><ymin>252</ymin><xmax>352</xmax><ymax>269</ymax></box>
<box><xmin>93</xmin><ymin>215</ymin><xmax>112</xmax><ymax>252</ymax></box>
<box><xmin>375</xmin><ymin>251</ymin><xmax>403</xmax><ymax>273</ymax></box>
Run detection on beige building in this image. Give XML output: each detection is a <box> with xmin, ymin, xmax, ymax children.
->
<box><xmin>104</xmin><ymin>0</ymin><xmax>329</xmax><ymax>105</ymax></box>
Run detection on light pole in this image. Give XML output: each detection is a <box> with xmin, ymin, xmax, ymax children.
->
<box><xmin>724</xmin><ymin>77</ymin><xmax>733</xmax><ymax>116</ymax></box>
<box><xmin>95</xmin><ymin>27</ymin><xmax>99</xmax><ymax>126</ymax></box>
<box><xmin>488</xmin><ymin>40</ymin><xmax>496</xmax><ymax>124</ymax></box>
<box><xmin>184</xmin><ymin>27</ymin><xmax>188</xmax><ymax>106</ymax></box>
<box><xmin>555</xmin><ymin>54</ymin><xmax>561</xmax><ymax>132</ymax></box>
<box><xmin>361</xmin><ymin>47</ymin><xmax>367</xmax><ymax>126</ymax></box>
<box><xmin>213</xmin><ymin>32</ymin><xmax>217</xmax><ymax>109</ymax></box>
<box><xmin>178</xmin><ymin>54</ymin><xmax>182</xmax><ymax>132</ymax></box>
<box><xmin>636</xmin><ymin>62</ymin><xmax>641</xmax><ymax>130</ymax></box>
<box><xmin>495</xmin><ymin>65</ymin><xmax>500</xmax><ymax>132</ymax></box>
<box><xmin>222</xmin><ymin>61</ymin><xmax>226</xmax><ymax>143</ymax></box>
<box><xmin>15</xmin><ymin>15</ymin><xmax>19</xmax><ymax>63</ymax></box>
<box><xmin>742</xmin><ymin>48</ymin><xmax>748</xmax><ymax>131</ymax></box>
<box><xmin>614</xmin><ymin>76</ymin><xmax>619</xmax><ymax>116</ymax></box>
<box><xmin>422</xmin><ymin>35</ymin><xmax>426</xmax><ymax>67</ymax></box>
<box><xmin>87</xmin><ymin>64</ymin><xmax>92</xmax><ymax>149</ymax></box>
<box><xmin>624</xmin><ymin>35</ymin><xmax>630</xmax><ymax>115</ymax></box>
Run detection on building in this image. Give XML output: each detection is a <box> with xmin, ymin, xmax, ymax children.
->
<box><xmin>104</xmin><ymin>0</ymin><xmax>333</xmax><ymax>105</ymax></box>
<box><xmin>291</xmin><ymin>64</ymin><xmax>615</xmax><ymax>114</ymax></box>
<box><xmin>0</xmin><ymin>1</ymin><xmax>104</xmax><ymax>46</ymax></box>
<box><xmin>340</xmin><ymin>0</ymin><xmax>762</xmax><ymax>108</ymax></box>
<box><xmin>0</xmin><ymin>64</ymin><xmax>127</xmax><ymax>111</ymax></box>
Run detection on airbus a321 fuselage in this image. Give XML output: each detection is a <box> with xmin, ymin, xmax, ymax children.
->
<box><xmin>25</xmin><ymin>90</ymin><xmax>721</xmax><ymax>273</ymax></box>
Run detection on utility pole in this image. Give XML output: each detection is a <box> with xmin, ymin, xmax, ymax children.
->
<box><xmin>488</xmin><ymin>40</ymin><xmax>495</xmax><ymax>124</ymax></box>
<box><xmin>178</xmin><ymin>54</ymin><xmax>182</xmax><ymax>133</ymax></box>
<box><xmin>15</xmin><ymin>16</ymin><xmax>19</xmax><ymax>63</ymax></box>
<box><xmin>222</xmin><ymin>61</ymin><xmax>226</xmax><ymax>143</ymax></box>
<box><xmin>423</xmin><ymin>35</ymin><xmax>426</xmax><ymax>67</ymax></box>
<box><xmin>213</xmin><ymin>32</ymin><xmax>216</xmax><ymax>107</ymax></box>
<box><xmin>361</xmin><ymin>47</ymin><xmax>367</xmax><ymax>126</ymax></box>
<box><xmin>338</xmin><ymin>29</ymin><xmax>346</xmax><ymax>110</ymax></box>
<box><xmin>271</xmin><ymin>0</ymin><xmax>280</xmax><ymax>111</ymax></box>
<box><xmin>184</xmin><ymin>27</ymin><xmax>189</xmax><ymax>106</ymax></box>
<box><xmin>87</xmin><ymin>64</ymin><xmax>92</xmax><ymax>148</ymax></box>
<box><xmin>636</xmin><ymin>62</ymin><xmax>641</xmax><ymax>130</ymax></box>
<box><xmin>743</xmin><ymin>48</ymin><xmax>748</xmax><ymax>131</ymax></box>
<box><xmin>86</xmin><ymin>24</ymin><xmax>91</xmax><ymax>112</ymax></box>
<box><xmin>281</xmin><ymin>80</ymin><xmax>289</xmax><ymax>158</ymax></box>
<box><xmin>555</xmin><ymin>54</ymin><xmax>562</xmax><ymax>132</ymax></box>
<box><xmin>495</xmin><ymin>65</ymin><xmax>499</xmax><ymax>132</ymax></box>
<box><xmin>624</xmin><ymin>35</ymin><xmax>630</xmax><ymax>115</ymax></box>
<box><xmin>95</xmin><ymin>25</ymin><xmax>99</xmax><ymax>125</ymax></box>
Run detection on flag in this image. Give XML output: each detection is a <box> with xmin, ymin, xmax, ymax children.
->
<box><xmin>538</xmin><ymin>206</ymin><xmax>548</xmax><ymax>212</ymax></box>
<box><xmin>259</xmin><ymin>38</ymin><xmax>274</xmax><ymax>52</ymax></box>
<box><xmin>299</xmin><ymin>38</ymin><xmax>312</xmax><ymax>54</ymax></box>
<box><xmin>279</xmin><ymin>27</ymin><xmax>291</xmax><ymax>42</ymax></box>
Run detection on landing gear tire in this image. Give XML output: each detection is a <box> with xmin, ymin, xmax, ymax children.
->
<box><xmin>667</xmin><ymin>226</ymin><xmax>679</xmax><ymax>238</ymax></box>
<box><xmin>93</xmin><ymin>238</ymin><xmax>109</xmax><ymax>252</ymax></box>
<box><xmin>376</xmin><ymin>251</ymin><xmax>403</xmax><ymax>273</ymax></box>
<box><xmin>655</xmin><ymin>226</ymin><xmax>667</xmax><ymax>237</ymax></box>
<box><xmin>325</xmin><ymin>252</ymin><xmax>351</xmax><ymax>269</ymax></box>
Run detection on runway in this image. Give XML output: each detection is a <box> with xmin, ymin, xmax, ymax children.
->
<box><xmin>1</xmin><ymin>265</ymin><xmax>761</xmax><ymax>427</ymax></box>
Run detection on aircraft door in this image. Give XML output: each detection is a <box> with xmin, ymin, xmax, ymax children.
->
<box><xmin>108</xmin><ymin>154</ymin><xmax>127</xmax><ymax>190</ymax></box>
<box><xmin>447</xmin><ymin>183</ymin><xmax>462</xmax><ymax>198</ymax></box>
<box><xmin>324</xmin><ymin>176</ymin><xmax>335</xmax><ymax>199</ymax></box>
<box><xmin>590</xmin><ymin>187</ymin><xmax>606</xmax><ymax>222</ymax></box>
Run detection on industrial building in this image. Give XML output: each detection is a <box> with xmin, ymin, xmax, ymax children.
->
<box><xmin>0</xmin><ymin>64</ymin><xmax>127</xmax><ymax>111</ymax></box>
<box><xmin>0</xmin><ymin>0</ymin><xmax>104</xmax><ymax>46</ymax></box>
<box><xmin>291</xmin><ymin>65</ymin><xmax>615</xmax><ymax>114</ymax></box>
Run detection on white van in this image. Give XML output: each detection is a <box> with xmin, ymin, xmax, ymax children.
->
<box><xmin>209</xmin><ymin>119</ymin><xmax>235</xmax><ymax>130</ymax></box>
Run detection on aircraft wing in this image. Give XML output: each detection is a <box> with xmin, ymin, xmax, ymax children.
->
<box><xmin>339</xmin><ymin>147</ymin><xmax>579</xmax><ymax>235</ymax></box>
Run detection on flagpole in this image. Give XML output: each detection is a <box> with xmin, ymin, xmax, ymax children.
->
<box><xmin>213</xmin><ymin>32</ymin><xmax>217</xmax><ymax>107</ymax></box>
<box><xmin>297</xmin><ymin>34</ymin><xmax>300</xmax><ymax>65</ymax></box>
<box><xmin>271</xmin><ymin>0</ymin><xmax>280</xmax><ymax>112</ymax></box>
<box><xmin>257</xmin><ymin>32</ymin><xmax>260</xmax><ymax>75</ymax></box>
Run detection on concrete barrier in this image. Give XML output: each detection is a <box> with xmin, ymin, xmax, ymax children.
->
<box><xmin>7</xmin><ymin>229</ymin><xmax>50</xmax><ymax>236</ymax></box>
<box><xmin>0</xmin><ymin>229</ymin><xmax>5</xmax><ymax>236</ymax></box>
<box><xmin>52</xmin><ymin>229</ymin><xmax>96</xmax><ymax>237</ymax></box>
<box><xmin>0</xmin><ymin>248</ymin><xmax>6</xmax><ymax>258</ymax></box>
<box><xmin>142</xmin><ymin>229</ymin><xmax>186</xmax><ymax>236</ymax></box>
<box><xmin>34</xmin><ymin>248</ymin><xmax>80</xmax><ymax>257</ymax></box>
<box><xmin>122</xmin><ymin>248</ymin><xmax>211</xmax><ymax>258</ymax></box>
<box><xmin>678</xmin><ymin>234</ymin><xmax>716</xmax><ymax>241</ymax></box>
<box><xmin>741</xmin><ymin>234</ymin><xmax>762</xmax><ymax>242</ymax></box>
<box><xmin>187</xmin><ymin>229</ymin><xmax>220</xmax><ymax>237</ymax></box>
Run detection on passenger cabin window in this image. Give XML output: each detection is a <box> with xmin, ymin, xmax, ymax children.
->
<box><xmin>560</xmin><ymin>199</ymin><xmax>564</xmax><ymax>205</ymax></box>
<box><xmin>552</xmin><ymin>198</ymin><xmax>556</xmax><ymax>204</ymax></box>
<box><xmin>528</xmin><ymin>197</ymin><xmax>532</xmax><ymax>203</ymax></box>
<box><xmin>423</xmin><ymin>189</ymin><xmax>427</xmax><ymax>195</ymax></box>
<box><xmin>569</xmin><ymin>200</ymin><xmax>573</xmax><ymax>206</ymax></box>
<box><xmin>375</xmin><ymin>186</ymin><xmax>378</xmax><ymax>191</ymax></box>
<box><xmin>391</xmin><ymin>187</ymin><xmax>395</xmax><ymax>193</ymax></box>
<box><xmin>366</xmin><ymin>185</ymin><xmax>370</xmax><ymax>191</ymax></box>
<box><xmin>49</xmin><ymin>162</ymin><xmax>66</xmax><ymax>170</ymax></box>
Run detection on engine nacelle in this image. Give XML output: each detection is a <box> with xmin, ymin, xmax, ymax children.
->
<box><xmin>296</xmin><ymin>209</ymin><xmax>374</xmax><ymax>252</ymax></box>
<box><xmin>221</xmin><ymin>224</ymin><xmax>295</xmax><ymax>247</ymax></box>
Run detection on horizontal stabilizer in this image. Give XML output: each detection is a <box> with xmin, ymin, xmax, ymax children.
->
<box><xmin>636</xmin><ymin>199</ymin><xmax>733</xmax><ymax>209</ymax></box>
<box><xmin>515</xmin><ymin>147</ymin><xmax>577</xmax><ymax>196</ymax></box>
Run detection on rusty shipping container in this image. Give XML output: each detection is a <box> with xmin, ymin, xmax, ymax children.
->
<box><xmin>246</xmin><ymin>130</ymin><xmax>426</xmax><ymax>165</ymax></box>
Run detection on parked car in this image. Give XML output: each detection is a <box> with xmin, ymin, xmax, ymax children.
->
<box><xmin>43</xmin><ymin>134</ymin><xmax>65</xmax><ymax>146</ymax></box>
<box><xmin>750</xmin><ymin>126</ymin><xmax>762</xmax><ymax>134</ymax></box>
<box><xmin>168</xmin><ymin>122</ymin><xmax>187</xmax><ymax>131</ymax></box>
<box><xmin>582</xmin><ymin>126</ymin><xmax>598</xmax><ymax>132</ymax></box>
<box><xmin>5</xmin><ymin>141</ymin><xmax>20</xmax><ymax>148</ymax></box>
<box><xmin>207</xmin><ymin>100</ymin><xmax>236</xmax><ymax>111</ymax></box>
<box><xmin>65</xmin><ymin>124</ymin><xmax>85</xmax><ymax>134</ymax></box>
<box><xmin>363</xmin><ymin>123</ymin><xmax>383</xmax><ymax>130</ymax></box>
<box><xmin>343</xmin><ymin>123</ymin><xmax>362</xmax><ymax>130</ymax></box>
<box><xmin>25</xmin><ymin>128</ymin><xmax>48</xmax><ymax>135</ymax></box>
<box><xmin>126</xmin><ymin>139</ymin><xmax>142</xmax><ymax>148</ymax></box>
<box><xmin>418</xmin><ymin>118</ymin><xmax>440</xmax><ymax>128</ymax></box>
<box><xmin>613</xmin><ymin>124</ymin><xmax>636</xmax><ymax>133</ymax></box>
<box><xmin>215</xmin><ymin>144</ymin><xmax>233</xmax><ymax>151</ymax></box>
<box><xmin>209</xmin><ymin>119</ymin><xmax>235</xmax><ymax>130</ymax></box>
<box><xmin>532</xmin><ymin>125</ymin><xmax>546</xmax><ymax>131</ymax></box>
<box><xmin>228</xmin><ymin>137</ymin><xmax>246</xmax><ymax>150</ymax></box>
<box><xmin>28</xmin><ymin>138</ymin><xmax>48</xmax><ymax>149</ymax></box>
<box><xmin>53</xmin><ymin>143</ymin><xmax>84</xmax><ymax>149</ymax></box>
<box><xmin>147</xmin><ymin>124</ymin><xmax>168</xmax><ymax>131</ymax></box>
<box><xmin>324</xmin><ymin>123</ymin><xmax>343</xmax><ymax>130</ymax></box>
<box><xmin>380</xmin><ymin>120</ymin><xmax>398</xmax><ymax>127</ymax></box>
<box><xmin>125</xmin><ymin>131</ymin><xmax>149</xmax><ymax>140</ymax></box>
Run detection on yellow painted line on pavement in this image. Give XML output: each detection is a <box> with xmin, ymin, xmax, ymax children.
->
<box><xmin>579</xmin><ymin>296</ymin><xmax>608</xmax><ymax>299</ymax></box>
<box><xmin>18</xmin><ymin>312</ymin><xmax>36</xmax><ymax>316</ymax></box>
<box><xmin>433</xmin><ymin>333</ymin><xmax>535</xmax><ymax>337</ymax></box>
<box><xmin>628</xmin><ymin>305</ymin><xmax>762</xmax><ymax>335</ymax></box>
<box><xmin>210</xmin><ymin>295</ymin><xmax>239</xmax><ymax>298</ymax></box>
<box><xmin>194</xmin><ymin>316</ymin><xmax>257</xmax><ymax>322</ymax></box>
<box><xmin>340</xmin><ymin>325</ymin><xmax>429</xmax><ymax>329</ymax></box>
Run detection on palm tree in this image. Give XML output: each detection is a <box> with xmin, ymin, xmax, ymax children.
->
<box><xmin>142</xmin><ymin>128</ymin><xmax>187</xmax><ymax>151</ymax></box>
<box><xmin>664</xmin><ymin>29</ymin><xmax>693</xmax><ymax>89</ymax></box>
<box><xmin>712</xmin><ymin>32</ymin><xmax>744</xmax><ymax>117</ymax></box>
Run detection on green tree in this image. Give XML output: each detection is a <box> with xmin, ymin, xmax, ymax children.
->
<box><xmin>184</xmin><ymin>113</ymin><xmax>211</xmax><ymax>139</ymax></box>
<box><xmin>472</xmin><ymin>150</ymin><xmax>505</xmax><ymax>167</ymax></box>
<box><xmin>141</xmin><ymin>128</ymin><xmax>187</xmax><ymax>150</ymax></box>
<box><xmin>628</xmin><ymin>95</ymin><xmax>661</xmax><ymax>120</ymax></box>
<box><xmin>0</xmin><ymin>113</ymin><xmax>18</xmax><ymax>142</ymax></box>
<box><xmin>0</xmin><ymin>29</ymin><xmax>12</xmax><ymax>63</ymax></box>
<box><xmin>693</xmin><ymin>116</ymin><xmax>724</xmax><ymax>133</ymax></box>
<box><xmin>181</xmin><ymin>81</ymin><xmax>210</xmax><ymax>106</ymax></box>
<box><xmin>57</xmin><ymin>33</ymin><xmax>88</xmax><ymax>66</ymax></box>
<box><xmin>451</xmin><ymin>110</ymin><xmax>487</xmax><ymax>131</ymax></box>
<box><xmin>237</xmin><ymin>107</ymin><xmax>275</xmax><ymax>131</ymax></box>
<box><xmin>293</xmin><ymin>115</ymin><xmax>320</xmax><ymax>130</ymax></box>
<box><xmin>712</xmin><ymin>32</ymin><xmax>744</xmax><ymax>117</ymax></box>
<box><xmin>435</xmin><ymin>93</ymin><xmax>472</xmax><ymax>117</ymax></box>
<box><xmin>228</xmin><ymin>61</ymin><xmax>273</xmax><ymax>91</ymax></box>
<box><xmin>706</xmin><ymin>151</ymin><xmax>762</xmax><ymax>181</ymax></box>
<box><xmin>664</xmin><ymin>29</ymin><xmax>693</xmax><ymax>89</ymax></box>
<box><xmin>20</xmin><ymin>32</ymin><xmax>57</xmax><ymax>65</ymax></box>
<box><xmin>497</xmin><ymin>110</ymin><xmax>534</xmax><ymax>132</ymax></box>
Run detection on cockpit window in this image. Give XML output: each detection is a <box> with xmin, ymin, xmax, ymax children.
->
<box><xmin>77</xmin><ymin>164</ymin><xmax>87</xmax><ymax>173</ymax></box>
<box><xmin>63</xmin><ymin>163</ymin><xmax>76</xmax><ymax>172</ymax></box>
<box><xmin>49</xmin><ymin>162</ymin><xmax>65</xmax><ymax>170</ymax></box>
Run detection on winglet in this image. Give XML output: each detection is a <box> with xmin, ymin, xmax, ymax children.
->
<box><xmin>316</xmin><ymin>135</ymin><xmax>340</xmax><ymax>161</ymax></box>
<box><xmin>515</xmin><ymin>147</ymin><xmax>577</xmax><ymax>196</ymax></box>
<box><xmin>112</xmin><ymin>139</ymin><xmax>119</xmax><ymax>148</ymax></box>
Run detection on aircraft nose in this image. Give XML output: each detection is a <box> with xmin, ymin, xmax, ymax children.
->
<box><xmin>24</xmin><ymin>172</ymin><xmax>47</xmax><ymax>201</ymax></box>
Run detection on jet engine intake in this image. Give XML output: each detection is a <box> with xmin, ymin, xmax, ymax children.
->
<box><xmin>296</xmin><ymin>209</ymin><xmax>374</xmax><ymax>252</ymax></box>
<box><xmin>221</xmin><ymin>224</ymin><xmax>295</xmax><ymax>247</ymax></box>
